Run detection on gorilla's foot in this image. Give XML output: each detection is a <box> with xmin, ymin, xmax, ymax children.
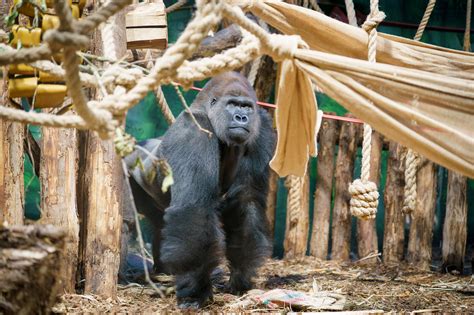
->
<box><xmin>177</xmin><ymin>294</ymin><xmax>212</xmax><ymax>310</ymax></box>
<box><xmin>228</xmin><ymin>271</ymin><xmax>253</xmax><ymax>295</ymax></box>
<box><xmin>175</xmin><ymin>273</ymin><xmax>213</xmax><ymax>309</ymax></box>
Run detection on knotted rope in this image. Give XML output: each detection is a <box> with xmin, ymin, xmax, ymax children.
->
<box><xmin>285</xmin><ymin>175</ymin><xmax>303</xmax><ymax>226</ymax></box>
<box><xmin>347</xmin><ymin>0</ymin><xmax>384</xmax><ymax>220</ymax></box>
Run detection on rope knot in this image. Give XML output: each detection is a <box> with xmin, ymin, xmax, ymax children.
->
<box><xmin>43</xmin><ymin>29</ymin><xmax>89</xmax><ymax>50</ymax></box>
<box><xmin>102</xmin><ymin>66</ymin><xmax>144</xmax><ymax>92</ymax></box>
<box><xmin>349</xmin><ymin>179</ymin><xmax>379</xmax><ymax>220</ymax></box>
<box><xmin>264</xmin><ymin>34</ymin><xmax>308</xmax><ymax>62</ymax></box>
<box><xmin>361</xmin><ymin>10</ymin><xmax>386</xmax><ymax>32</ymax></box>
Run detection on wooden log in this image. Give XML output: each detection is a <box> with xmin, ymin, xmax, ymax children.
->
<box><xmin>331</xmin><ymin>114</ymin><xmax>360</xmax><ymax>261</ymax></box>
<box><xmin>284</xmin><ymin>171</ymin><xmax>310</xmax><ymax>258</ymax></box>
<box><xmin>39</xmin><ymin>124</ymin><xmax>79</xmax><ymax>292</ymax></box>
<box><xmin>0</xmin><ymin>71</ymin><xmax>24</xmax><ymax>225</ymax></box>
<box><xmin>0</xmin><ymin>224</ymin><xmax>65</xmax><ymax>314</ymax></box>
<box><xmin>357</xmin><ymin>131</ymin><xmax>382</xmax><ymax>262</ymax></box>
<box><xmin>406</xmin><ymin>158</ymin><xmax>438</xmax><ymax>271</ymax></box>
<box><xmin>382</xmin><ymin>142</ymin><xmax>406</xmax><ymax>264</ymax></box>
<box><xmin>191</xmin><ymin>24</ymin><xmax>242</xmax><ymax>60</ymax></box>
<box><xmin>254</xmin><ymin>55</ymin><xmax>276</xmax><ymax>102</ymax></box>
<box><xmin>310</xmin><ymin>114</ymin><xmax>339</xmax><ymax>259</ymax></box>
<box><xmin>441</xmin><ymin>172</ymin><xmax>468</xmax><ymax>273</ymax></box>
<box><xmin>78</xmin><ymin>2</ymin><xmax>125</xmax><ymax>297</ymax></box>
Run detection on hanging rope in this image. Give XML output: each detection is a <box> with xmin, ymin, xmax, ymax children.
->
<box><xmin>344</xmin><ymin>0</ymin><xmax>357</xmax><ymax>27</ymax></box>
<box><xmin>285</xmin><ymin>175</ymin><xmax>302</xmax><ymax>226</ymax></box>
<box><xmin>414</xmin><ymin>0</ymin><xmax>436</xmax><ymax>41</ymax></box>
<box><xmin>348</xmin><ymin>0</ymin><xmax>384</xmax><ymax>220</ymax></box>
<box><xmin>156</xmin><ymin>86</ymin><xmax>176</xmax><ymax>125</ymax></box>
<box><xmin>465</xmin><ymin>0</ymin><xmax>472</xmax><ymax>52</ymax></box>
<box><xmin>401</xmin><ymin>0</ymin><xmax>437</xmax><ymax>214</ymax></box>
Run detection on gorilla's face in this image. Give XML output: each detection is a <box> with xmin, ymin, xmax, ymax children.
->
<box><xmin>197</xmin><ymin>72</ymin><xmax>261</xmax><ymax>146</ymax></box>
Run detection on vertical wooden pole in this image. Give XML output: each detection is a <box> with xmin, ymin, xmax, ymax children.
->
<box><xmin>382</xmin><ymin>142</ymin><xmax>406</xmax><ymax>263</ymax></box>
<box><xmin>441</xmin><ymin>172</ymin><xmax>468</xmax><ymax>273</ymax></box>
<box><xmin>0</xmin><ymin>55</ymin><xmax>24</xmax><ymax>226</ymax></box>
<box><xmin>265</xmin><ymin>170</ymin><xmax>278</xmax><ymax>238</ymax></box>
<box><xmin>284</xmin><ymin>171</ymin><xmax>310</xmax><ymax>259</ymax></box>
<box><xmin>357</xmin><ymin>131</ymin><xmax>382</xmax><ymax>261</ymax></box>
<box><xmin>406</xmin><ymin>158</ymin><xmax>437</xmax><ymax>270</ymax></box>
<box><xmin>40</xmin><ymin>125</ymin><xmax>79</xmax><ymax>292</ymax></box>
<box><xmin>79</xmin><ymin>1</ymin><xmax>126</xmax><ymax>297</ymax></box>
<box><xmin>310</xmin><ymin>114</ymin><xmax>339</xmax><ymax>259</ymax></box>
<box><xmin>331</xmin><ymin>115</ymin><xmax>360</xmax><ymax>261</ymax></box>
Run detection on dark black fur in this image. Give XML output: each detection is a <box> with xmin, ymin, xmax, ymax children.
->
<box><xmin>124</xmin><ymin>72</ymin><xmax>276</xmax><ymax>309</ymax></box>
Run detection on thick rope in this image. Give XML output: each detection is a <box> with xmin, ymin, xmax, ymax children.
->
<box><xmin>344</xmin><ymin>0</ymin><xmax>357</xmax><ymax>27</ymax></box>
<box><xmin>401</xmin><ymin>0</ymin><xmax>437</xmax><ymax>214</ymax></box>
<box><xmin>402</xmin><ymin>149</ymin><xmax>419</xmax><ymax>214</ymax></box>
<box><xmin>285</xmin><ymin>176</ymin><xmax>302</xmax><ymax>226</ymax></box>
<box><xmin>414</xmin><ymin>0</ymin><xmax>436</xmax><ymax>41</ymax></box>
<box><xmin>247</xmin><ymin>56</ymin><xmax>261</xmax><ymax>86</ymax></box>
<box><xmin>464</xmin><ymin>0</ymin><xmax>472</xmax><ymax>52</ymax></box>
<box><xmin>348</xmin><ymin>0</ymin><xmax>384</xmax><ymax>220</ymax></box>
<box><xmin>156</xmin><ymin>87</ymin><xmax>176</xmax><ymax>125</ymax></box>
<box><xmin>308</xmin><ymin>0</ymin><xmax>324</xmax><ymax>14</ymax></box>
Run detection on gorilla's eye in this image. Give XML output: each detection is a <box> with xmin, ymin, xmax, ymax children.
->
<box><xmin>210</xmin><ymin>98</ymin><xmax>217</xmax><ymax>106</ymax></box>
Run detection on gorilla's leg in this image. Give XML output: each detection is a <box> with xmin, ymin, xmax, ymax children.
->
<box><xmin>223</xmin><ymin>201</ymin><xmax>271</xmax><ymax>295</ymax></box>
<box><xmin>160</xmin><ymin>205</ymin><xmax>224</xmax><ymax>308</ymax></box>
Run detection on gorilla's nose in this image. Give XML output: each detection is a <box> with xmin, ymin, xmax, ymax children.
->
<box><xmin>233</xmin><ymin>113</ymin><xmax>249</xmax><ymax>125</ymax></box>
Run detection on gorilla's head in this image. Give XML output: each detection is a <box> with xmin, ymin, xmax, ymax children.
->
<box><xmin>193</xmin><ymin>72</ymin><xmax>261</xmax><ymax>146</ymax></box>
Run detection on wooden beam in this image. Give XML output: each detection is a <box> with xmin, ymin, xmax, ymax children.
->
<box><xmin>382</xmin><ymin>142</ymin><xmax>406</xmax><ymax>264</ymax></box>
<box><xmin>406</xmin><ymin>158</ymin><xmax>437</xmax><ymax>271</ymax></box>
<box><xmin>331</xmin><ymin>114</ymin><xmax>360</xmax><ymax>261</ymax></box>
<box><xmin>441</xmin><ymin>172</ymin><xmax>468</xmax><ymax>273</ymax></box>
<box><xmin>310</xmin><ymin>114</ymin><xmax>339</xmax><ymax>259</ymax></box>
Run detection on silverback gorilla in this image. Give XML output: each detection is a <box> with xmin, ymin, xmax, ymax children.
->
<box><xmin>124</xmin><ymin>71</ymin><xmax>276</xmax><ymax>309</ymax></box>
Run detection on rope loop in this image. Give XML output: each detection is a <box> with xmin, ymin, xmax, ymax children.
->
<box><xmin>349</xmin><ymin>179</ymin><xmax>379</xmax><ymax>220</ymax></box>
<box><xmin>263</xmin><ymin>34</ymin><xmax>307</xmax><ymax>62</ymax></box>
<box><xmin>361</xmin><ymin>10</ymin><xmax>386</xmax><ymax>32</ymax></box>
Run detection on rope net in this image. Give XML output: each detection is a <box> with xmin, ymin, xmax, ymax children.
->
<box><xmin>0</xmin><ymin>0</ymin><xmax>473</xmax><ymax>179</ymax></box>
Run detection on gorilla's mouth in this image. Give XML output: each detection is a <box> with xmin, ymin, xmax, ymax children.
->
<box><xmin>229</xmin><ymin>126</ymin><xmax>249</xmax><ymax>133</ymax></box>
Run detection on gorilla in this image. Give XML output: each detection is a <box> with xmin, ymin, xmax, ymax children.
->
<box><xmin>124</xmin><ymin>71</ymin><xmax>276</xmax><ymax>309</ymax></box>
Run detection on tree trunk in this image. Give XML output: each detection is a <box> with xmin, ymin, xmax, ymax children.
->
<box><xmin>0</xmin><ymin>70</ymin><xmax>24</xmax><ymax>226</ymax></box>
<box><xmin>78</xmin><ymin>2</ymin><xmax>126</xmax><ymax>297</ymax></box>
<box><xmin>441</xmin><ymin>172</ymin><xmax>468</xmax><ymax>273</ymax></box>
<box><xmin>382</xmin><ymin>142</ymin><xmax>406</xmax><ymax>264</ymax></box>
<box><xmin>39</xmin><ymin>125</ymin><xmax>79</xmax><ymax>293</ymax></box>
<box><xmin>356</xmin><ymin>131</ymin><xmax>382</xmax><ymax>262</ymax></box>
<box><xmin>406</xmin><ymin>158</ymin><xmax>437</xmax><ymax>270</ymax></box>
<box><xmin>0</xmin><ymin>224</ymin><xmax>65</xmax><ymax>314</ymax></box>
<box><xmin>284</xmin><ymin>171</ymin><xmax>310</xmax><ymax>258</ymax></box>
<box><xmin>331</xmin><ymin>115</ymin><xmax>360</xmax><ymax>261</ymax></box>
<box><xmin>310</xmin><ymin>114</ymin><xmax>339</xmax><ymax>259</ymax></box>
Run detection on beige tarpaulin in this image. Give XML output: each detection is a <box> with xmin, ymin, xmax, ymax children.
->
<box><xmin>231</xmin><ymin>0</ymin><xmax>474</xmax><ymax>178</ymax></box>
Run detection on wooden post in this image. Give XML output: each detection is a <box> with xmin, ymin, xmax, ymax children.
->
<box><xmin>356</xmin><ymin>131</ymin><xmax>382</xmax><ymax>261</ymax></box>
<box><xmin>0</xmin><ymin>62</ymin><xmax>24</xmax><ymax>226</ymax></box>
<box><xmin>441</xmin><ymin>172</ymin><xmax>468</xmax><ymax>273</ymax></box>
<box><xmin>39</xmin><ymin>124</ymin><xmax>79</xmax><ymax>292</ymax></box>
<box><xmin>284</xmin><ymin>171</ymin><xmax>310</xmax><ymax>258</ymax></box>
<box><xmin>406</xmin><ymin>158</ymin><xmax>437</xmax><ymax>270</ymax></box>
<box><xmin>78</xmin><ymin>1</ymin><xmax>126</xmax><ymax>297</ymax></box>
<box><xmin>382</xmin><ymin>142</ymin><xmax>406</xmax><ymax>263</ymax></box>
<box><xmin>331</xmin><ymin>115</ymin><xmax>360</xmax><ymax>261</ymax></box>
<box><xmin>310</xmin><ymin>114</ymin><xmax>339</xmax><ymax>259</ymax></box>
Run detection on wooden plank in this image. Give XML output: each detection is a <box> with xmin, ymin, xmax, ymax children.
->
<box><xmin>331</xmin><ymin>114</ymin><xmax>360</xmax><ymax>261</ymax></box>
<box><xmin>382</xmin><ymin>142</ymin><xmax>406</xmax><ymax>263</ymax></box>
<box><xmin>406</xmin><ymin>158</ymin><xmax>437</xmax><ymax>270</ymax></box>
<box><xmin>309</xmin><ymin>114</ymin><xmax>339</xmax><ymax>259</ymax></box>
<box><xmin>284</xmin><ymin>171</ymin><xmax>310</xmax><ymax>258</ymax></box>
<box><xmin>441</xmin><ymin>171</ymin><xmax>468</xmax><ymax>273</ymax></box>
<box><xmin>39</xmin><ymin>124</ymin><xmax>79</xmax><ymax>293</ymax></box>
<box><xmin>356</xmin><ymin>131</ymin><xmax>382</xmax><ymax>262</ymax></box>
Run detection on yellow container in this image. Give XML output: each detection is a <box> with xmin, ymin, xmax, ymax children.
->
<box><xmin>8</xmin><ymin>77</ymin><xmax>38</xmax><ymax>98</ymax></box>
<box><xmin>10</xmin><ymin>25</ymin><xmax>42</xmax><ymax>47</ymax></box>
<box><xmin>9</xmin><ymin>64</ymin><xmax>36</xmax><ymax>75</ymax></box>
<box><xmin>39</xmin><ymin>71</ymin><xmax>63</xmax><ymax>83</ymax></box>
<box><xmin>41</xmin><ymin>5</ymin><xmax>80</xmax><ymax>32</ymax></box>
<box><xmin>34</xmin><ymin>84</ymin><xmax>67</xmax><ymax>108</ymax></box>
